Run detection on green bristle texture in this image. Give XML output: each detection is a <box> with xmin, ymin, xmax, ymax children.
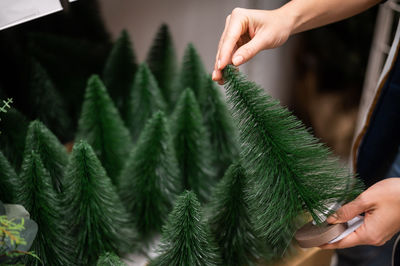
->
<box><xmin>16</xmin><ymin>151</ymin><xmax>75</xmax><ymax>265</ymax></box>
<box><xmin>76</xmin><ymin>75</ymin><xmax>132</xmax><ymax>186</ymax></box>
<box><xmin>103</xmin><ymin>30</ymin><xmax>138</xmax><ymax>121</ymax></box>
<box><xmin>119</xmin><ymin>111</ymin><xmax>181</xmax><ymax>239</ymax></box>
<box><xmin>222</xmin><ymin>65</ymin><xmax>363</xmax><ymax>251</ymax></box>
<box><xmin>96</xmin><ymin>252</ymin><xmax>127</xmax><ymax>266</ymax></box>
<box><xmin>126</xmin><ymin>63</ymin><xmax>167</xmax><ymax>142</ymax></box>
<box><xmin>171</xmin><ymin>88</ymin><xmax>214</xmax><ymax>202</ymax></box>
<box><xmin>63</xmin><ymin>141</ymin><xmax>136</xmax><ymax>265</ymax></box>
<box><xmin>146</xmin><ymin>24</ymin><xmax>177</xmax><ymax>109</ymax></box>
<box><xmin>150</xmin><ymin>191</ymin><xmax>221</xmax><ymax>266</ymax></box>
<box><xmin>24</xmin><ymin>120</ymin><xmax>69</xmax><ymax>193</ymax></box>
<box><xmin>0</xmin><ymin>151</ymin><xmax>20</xmax><ymax>203</ymax></box>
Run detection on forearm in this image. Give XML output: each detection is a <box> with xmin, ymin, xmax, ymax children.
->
<box><xmin>281</xmin><ymin>0</ymin><xmax>382</xmax><ymax>34</ymax></box>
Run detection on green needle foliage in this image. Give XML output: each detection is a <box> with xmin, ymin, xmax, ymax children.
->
<box><xmin>103</xmin><ymin>30</ymin><xmax>138</xmax><ymax>120</ymax></box>
<box><xmin>16</xmin><ymin>151</ymin><xmax>74</xmax><ymax>266</ymax></box>
<box><xmin>0</xmin><ymin>108</ymin><xmax>28</xmax><ymax>172</ymax></box>
<box><xmin>96</xmin><ymin>252</ymin><xmax>127</xmax><ymax>266</ymax></box>
<box><xmin>222</xmin><ymin>65</ymin><xmax>362</xmax><ymax>251</ymax></box>
<box><xmin>146</xmin><ymin>24</ymin><xmax>177</xmax><ymax>109</ymax></box>
<box><xmin>24</xmin><ymin>120</ymin><xmax>69</xmax><ymax>193</ymax></box>
<box><xmin>199</xmin><ymin>75</ymin><xmax>239</xmax><ymax>179</ymax></box>
<box><xmin>150</xmin><ymin>191</ymin><xmax>221</xmax><ymax>266</ymax></box>
<box><xmin>126</xmin><ymin>63</ymin><xmax>167</xmax><ymax>141</ymax></box>
<box><xmin>63</xmin><ymin>141</ymin><xmax>136</xmax><ymax>265</ymax></box>
<box><xmin>0</xmin><ymin>151</ymin><xmax>20</xmax><ymax>203</ymax></box>
<box><xmin>76</xmin><ymin>75</ymin><xmax>132</xmax><ymax>186</ymax></box>
<box><xmin>171</xmin><ymin>88</ymin><xmax>214</xmax><ymax>202</ymax></box>
<box><xmin>178</xmin><ymin>43</ymin><xmax>206</xmax><ymax>99</ymax></box>
<box><xmin>29</xmin><ymin>60</ymin><xmax>71</xmax><ymax>141</ymax></box>
<box><xmin>119</xmin><ymin>111</ymin><xmax>181</xmax><ymax>239</ymax></box>
<box><xmin>208</xmin><ymin>162</ymin><xmax>265</xmax><ymax>266</ymax></box>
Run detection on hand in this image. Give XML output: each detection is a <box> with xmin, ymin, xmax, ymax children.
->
<box><xmin>212</xmin><ymin>7</ymin><xmax>294</xmax><ymax>84</ymax></box>
<box><xmin>320</xmin><ymin>178</ymin><xmax>400</xmax><ymax>249</ymax></box>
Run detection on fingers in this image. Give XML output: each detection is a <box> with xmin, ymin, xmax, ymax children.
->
<box><xmin>320</xmin><ymin>229</ymin><xmax>366</xmax><ymax>249</ymax></box>
<box><xmin>327</xmin><ymin>195</ymin><xmax>370</xmax><ymax>224</ymax></box>
<box><xmin>232</xmin><ymin>34</ymin><xmax>265</xmax><ymax>66</ymax></box>
<box><xmin>213</xmin><ymin>14</ymin><xmax>232</xmax><ymax>83</ymax></box>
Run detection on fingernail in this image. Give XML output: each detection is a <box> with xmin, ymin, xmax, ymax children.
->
<box><xmin>212</xmin><ymin>70</ymin><xmax>216</xmax><ymax>80</ymax></box>
<box><xmin>217</xmin><ymin>60</ymin><xmax>221</xmax><ymax>70</ymax></box>
<box><xmin>233</xmin><ymin>55</ymin><xmax>243</xmax><ymax>66</ymax></box>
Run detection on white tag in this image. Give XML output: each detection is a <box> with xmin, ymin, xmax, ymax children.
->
<box><xmin>328</xmin><ymin>216</ymin><xmax>364</xmax><ymax>244</ymax></box>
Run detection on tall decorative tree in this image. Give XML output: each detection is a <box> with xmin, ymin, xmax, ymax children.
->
<box><xmin>146</xmin><ymin>24</ymin><xmax>177</xmax><ymax>109</ymax></box>
<box><xmin>119</xmin><ymin>111</ymin><xmax>180</xmax><ymax>239</ymax></box>
<box><xmin>222</xmin><ymin>65</ymin><xmax>362</xmax><ymax>252</ymax></box>
<box><xmin>150</xmin><ymin>191</ymin><xmax>221</xmax><ymax>266</ymax></box>
<box><xmin>199</xmin><ymin>75</ymin><xmax>239</xmax><ymax>179</ymax></box>
<box><xmin>103</xmin><ymin>30</ymin><xmax>138</xmax><ymax>120</ymax></box>
<box><xmin>171</xmin><ymin>88</ymin><xmax>214</xmax><ymax>202</ymax></box>
<box><xmin>76</xmin><ymin>75</ymin><xmax>132</xmax><ymax>186</ymax></box>
<box><xmin>63</xmin><ymin>140</ymin><xmax>136</xmax><ymax>265</ymax></box>
<box><xmin>96</xmin><ymin>252</ymin><xmax>127</xmax><ymax>266</ymax></box>
<box><xmin>29</xmin><ymin>60</ymin><xmax>71</xmax><ymax>141</ymax></box>
<box><xmin>178</xmin><ymin>43</ymin><xmax>206</xmax><ymax>99</ymax></box>
<box><xmin>208</xmin><ymin>162</ymin><xmax>266</xmax><ymax>266</ymax></box>
<box><xmin>0</xmin><ymin>151</ymin><xmax>20</xmax><ymax>203</ymax></box>
<box><xmin>16</xmin><ymin>151</ymin><xmax>74</xmax><ymax>266</ymax></box>
<box><xmin>125</xmin><ymin>63</ymin><xmax>167</xmax><ymax>141</ymax></box>
<box><xmin>24</xmin><ymin>120</ymin><xmax>69</xmax><ymax>193</ymax></box>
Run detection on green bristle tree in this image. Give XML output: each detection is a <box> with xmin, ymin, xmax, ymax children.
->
<box><xmin>199</xmin><ymin>75</ymin><xmax>239</xmax><ymax>179</ymax></box>
<box><xmin>146</xmin><ymin>24</ymin><xmax>177</xmax><ymax>109</ymax></box>
<box><xmin>150</xmin><ymin>191</ymin><xmax>221</xmax><ymax>266</ymax></box>
<box><xmin>208</xmin><ymin>162</ymin><xmax>266</xmax><ymax>266</ymax></box>
<box><xmin>63</xmin><ymin>140</ymin><xmax>136</xmax><ymax>265</ymax></box>
<box><xmin>96</xmin><ymin>252</ymin><xmax>127</xmax><ymax>266</ymax></box>
<box><xmin>178</xmin><ymin>43</ymin><xmax>207</xmax><ymax>99</ymax></box>
<box><xmin>103</xmin><ymin>30</ymin><xmax>138</xmax><ymax>120</ymax></box>
<box><xmin>0</xmin><ymin>151</ymin><xmax>20</xmax><ymax>203</ymax></box>
<box><xmin>16</xmin><ymin>151</ymin><xmax>74</xmax><ymax>266</ymax></box>
<box><xmin>222</xmin><ymin>65</ymin><xmax>362</xmax><ymax>252</ymax></box>
<box><xmin>76</xmin><ymin>75</ymin><xmax>131</xmax><ymax>186</ymax></box>
<box><xmin>126</xmin><ymin>63</ymin><xmax>167</xmax><ymax>141</ymax></box>
<box><xmin>119</xmin><ymin>111</ymin><xmax>180</xmax><ymax>238</ymax></box>
<box><xmin>29</xmin><ymin>60</ymin><xmax>71</xmax><ymax>141</ymax></box>
<box><xmin>0</xmin><ymin>108</ymin><xmax>28</xmax><ymax>172</ymax></box>
<box><xmin>24</xmin><ymin>120</ymin><xmax>69</xmax><ymax>193</ymax></box>
<box><xmin>171</xmin><ymin>88</ymin><xmax>214</xmax><ymax>202</ymax></box>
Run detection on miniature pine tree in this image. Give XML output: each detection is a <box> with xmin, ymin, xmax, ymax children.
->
<box><xmin>0</xmin><ymin>151</ymin><xmax>20</xmax><ymax>203</ymax></box>
<box><xmin>222</xmin><ymin>65</ymin><xmax>362</xmax><ymax>250</ymax></box>
<box><xmin>208</xmin><ymin>162</ymin><xmax>266</xmax><ymax>266</ymax></box>
<box><xmin>29</xmin><ymin>60</ymin><xmax>71</xmax><ymax>141</ymax></box>
<box><xmin>76</xmin><ymin>75</ymin><xmax>132</xmax><ymax>186</ymax></box>
<box><xmin>150</xmin><ymin>191</ymin><xmax>221</xmax><ymax>266</ymax></box>
<box><xmin>178</xmin><ymin>43</ymin><xmax>207</xmax><ymax>99</ymax></box>
<box><xmin>96</xmin><ymin>252</ymin><xmax>127</xmax><ymax>266</ymax></box>
<box><xmin>171</xmin><ymin>88</ymin><xmax>214</xmax><ymax>202</ymax></box>
<box><xmin>16</xmin><ymin>151</ymin><xmax>74</xmax><ymax>266</ymax></box>
<box><xmin>24</xmin><ymin>120</ymin><xmax>69</xmax><ymax>193</ymax></box>
<box><xmin>199</xmin><ymin>75</ymin><xmax>239</xmax><ymax>179</ymax></box>
<box><xmin>63</xmin><ymin>140</ymin><xmax>136</xmax><ymax>265</ymax></box>
<box><xmin>146</xmin><ymin>24</ymin><xmax>177</xmax><ymax>109</ymax></box>
<box><xmin>103</xmin><ymin>30</ymin><xmax>138</xmax><ymax>120</ymax></box>
<box><xmin>0</xmin><ymin>108</ymin><xmax>28</xmax><ymax>172</ymax></box>
<box><xmin>125</xmin><ymin>63</ymin><xmax>167</xmax><ymax>141</ymax></box>
<box><xmin>119</xmin><ymin>111</ymin><xmax>181</xmax><ymax>238</ymax></box>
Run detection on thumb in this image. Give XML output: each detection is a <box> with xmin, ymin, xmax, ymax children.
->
<box><xmin>327</xmin><ymin>196</ymin><xmax>369</xmax><ymax>224</ymax></box>
<box><xmin>232</xmin><ymin>34</ymin><xmax>265</xmax><ymax>66</ymax></box>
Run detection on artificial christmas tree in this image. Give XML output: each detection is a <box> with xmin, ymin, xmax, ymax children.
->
<box><xmin>171</xmin><ymin>88</ymin><xmax>214</xmax><ymax>202</ymax></box>
<box><xmin>24</xmin><ymin>120</ymin><xmax>69</xmax><ymax>193</ymax></box>
<box><xmin>103</xmin><ymin>30</ymin><xmax>138</xmax><ymax>121</ymax></box>
<box><xmin>146</xmin><ymin>24</ymin><xmax>177</xmax><ymax>109</ymax></box>
<box><xmin>16</xmin><ymin>151</ymin><xmax>74</xmax><ymax>266</ymax></box>
<box><xmin>125</xmin><ymin>63</ymin><xmax>166</xmax><ymax>141</ymax></box>
<box><xmin>63</xmin><ymin>141</ymin><xmax>136</xmax><ymax>265</ymax></box>
<box><xmin>96</xmin><ymin>252</ymin><xmax>127</xmax><ymax>266</ymax></box>
<box><xmin>0</xmin><ymin>151</ymin><xmax>20</xmax><ymax>203</ymax></box>
<box><xmin>119</xmin><ymin>111</ymin><xmax>181</xmax><ymax>238</ymax></box>
<box><xmin>208</xmin><ymin>162</ymin><xmax>265</xmax><ymax>266</ymax></box>
<box><xmin>222</xmin><ymin>65</ymin><xmax>362</xmax><ymax>252</ymax></box>
<box><xmin>199</xmin><ymin>75</ymin><xmax>239</xmax><ymax>179</ymax></box>
<box><xmin>150</xmin><ymin>191</ymin><xmax>221</xmax><ymax>266</ymax></box>
<box><xmin>76</xmin><ymin>75</ymin><xmax>131</xmax><ymax>186</ymax></box>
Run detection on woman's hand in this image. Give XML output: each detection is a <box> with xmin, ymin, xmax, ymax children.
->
<box><xmin>320</xmin><ymin>178</ymin><xmax>400</xmax><ymax>249</ymax></box>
